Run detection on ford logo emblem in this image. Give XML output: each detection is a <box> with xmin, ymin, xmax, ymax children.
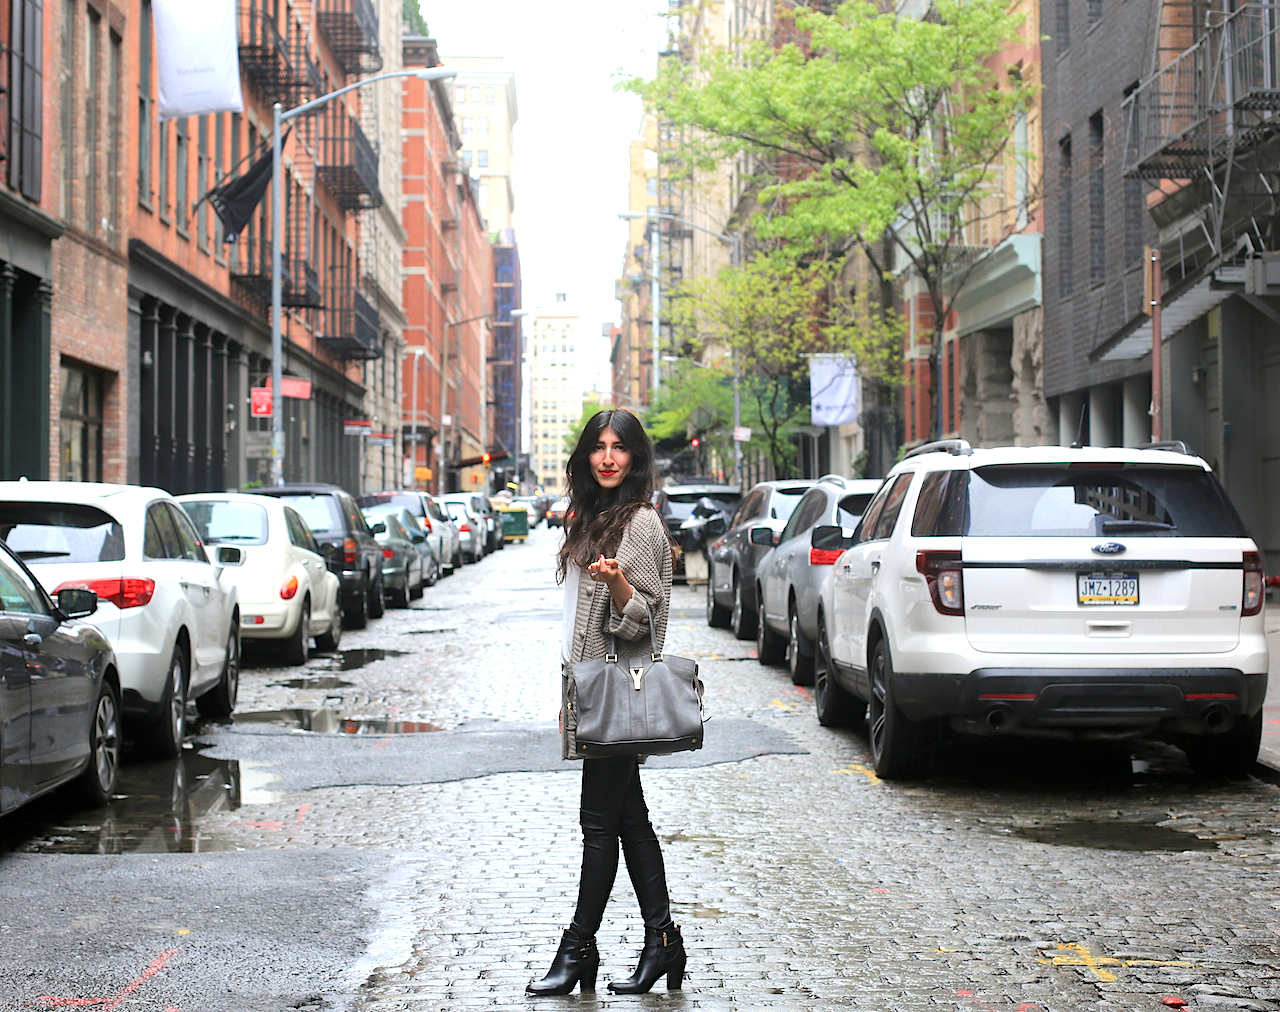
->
<box><xmin>1092</xmin><ymin>542</ymin><xmax>1126</xmax><ymax>555</ymax></box>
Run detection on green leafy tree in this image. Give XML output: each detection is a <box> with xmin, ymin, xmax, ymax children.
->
<box><xmin>645</xmin><ymin>359</ymin><xmax>735</xmax><ymax>476</ymax></box>
<box><xmin>562</xmin><ymin>400</ymin><xmax>610</xmax><ymax>457</ymax></box>
<box><xmin>403</xmin><ymin>0</ymin><xmax>428</xmax><ymax>35</ymax></box>
<box><xmin>629</xmin><ymin>0</ymin><xmax>1036</xmax><ymax>441</ymax></box>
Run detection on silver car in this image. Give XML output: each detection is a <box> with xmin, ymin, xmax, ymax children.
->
<box><xmin>357</xmin><ymin>492</ymin><xmax>462</xmax><ymax>576</ymax></box>
<box><xmin>441</xmin><ymin>496</ymin><xmax>485</xmax><ymax>563</ymax></box>
<box><xmin>756</xmin><ymin>476</ymin><xmax>882</xmax><ymax>686</ymax></box>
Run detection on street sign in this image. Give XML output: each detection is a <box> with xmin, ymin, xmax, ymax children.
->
<box><xmin>266</xmin><ymin>376</ymin><xmax>312</xmax><ymax>399</ymax></box>
<box><xmin>250</xmin><ymin>387</ymin><xmax>272</xmax><ymax>417</ymax></box>
<box><xmin>733</xmin><ymin>426</ymin><xmax>752</xmax><ymax>442</ymax></box>
<box><xmin>344</xmin><ymin>420</ymin><xmax>373</xmax><ymax>436</ymax></box>
<box><xmin>368</xmin><ymin>432</ymin><xmax>395</xmax><ymax>447</ymax></box>
<box><xmin>243</xmin><ymin>431</ymin><xmax>272</xmax><ymax>457</ymax></box>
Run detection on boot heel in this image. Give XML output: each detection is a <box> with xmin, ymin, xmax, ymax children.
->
<box><xmin>581</xmin><ymin>960</ymin><xmax>599</xmax><ymax>992</ymax></box>
<box><xmin>666</xmin><ymin>956</ymin><xmax>686</xmax><ymax>990</ymax></box>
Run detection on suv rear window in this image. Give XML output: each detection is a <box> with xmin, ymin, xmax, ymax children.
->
<box><xmin>276</xmin><ymin>494</ymin><xmax>344</xmax><ymax>535</ymax></box>
<box><xmin>357</xmin><ymin>493</ymin><xmax>425</xmax><ymax>517</ymax></box>
<box><xmin>0</xmin><ymin>503</ymin><xmax>125</xmax><ymax>563</ymax></box>
<box><xmin>182</xmin><ymin>500</ymin><xmax>269</xmax><ymax>545</ymax></box>
<box><xmin>914</xmin><ymin>465</ymin><xmax>1248</xmax><ymax>538</ymax></box>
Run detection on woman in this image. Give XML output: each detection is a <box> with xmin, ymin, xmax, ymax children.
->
<box><xmin>526</xmin><ymin>408</ymin><xmax>685</xmax><ymax>996</ymax></box>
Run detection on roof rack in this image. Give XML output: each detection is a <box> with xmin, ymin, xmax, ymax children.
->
<box><xmin>904</xmin><ymin>439</ymin><xmax>973</xmax><ymax>460</ymax></box>
<box><xmin>817</xmin><ymin>473</ymin><xmax>848</xmax><ymax>488</ymax></box>
<box><xmin>1136</xmin><ymin>440</ymin><xmax>1193</xmax><ymax>455</ymax></box>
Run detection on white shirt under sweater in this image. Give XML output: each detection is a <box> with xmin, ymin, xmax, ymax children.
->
<box><xmin>561</xmin><ymin>563</ymin><xmax>581</xmax><ymax>665</ymax></box>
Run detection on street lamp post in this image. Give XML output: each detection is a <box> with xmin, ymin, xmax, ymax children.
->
<box><xmin>269</xmin><ymin>66</ymin><xmax>458</xmax><ymax>486</ymax></box>
<box><xmin>619</xmin><ymin>211</ymin><xmax>743</xmax><ymax>485</ymax></box>
<box><xmin>408</xmin><ymin>347</ymin><xmax>426</xmax><ymax>487</ymax></box>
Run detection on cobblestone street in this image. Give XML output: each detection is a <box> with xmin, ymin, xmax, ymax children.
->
<box><xmin>2</xmin><ymin>525</ymin><xmax>1279</xmax><ymax>1011</ymax></box>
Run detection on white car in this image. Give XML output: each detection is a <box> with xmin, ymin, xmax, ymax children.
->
<box><xmin>178</xmin><ymin>493</ymin><xmax>342</xmax><ymax>665</ymax></box>
<box><xmin>441</xmin><ymin>496</ymin><xmax>485</xmax><ymax>563</ymax></box>
<box><xmin>814</xmin><ymin>441</ymin><xmax>1269</xmax><ymax>780</ymax></box>
<box><xmin>0</xmin><ymin>482</ymin><xmax>241</xmax><ymax>756</ymax></box>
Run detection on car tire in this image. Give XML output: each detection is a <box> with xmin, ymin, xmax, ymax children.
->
<box><xmin>315</xmin><ymin>605</ymin><xmax>342</xmax><ymax>652</ymax></box>
<box><xmin>344</xmin><ymin>575</ymin><xmax>369</xmax><ymax>629</ymax></box>
<box><xmin>868</xmin><ymin>639</ymin><xmax>931</xmax><ymax>780</ymax></box>
<box><xmin>730</xmin><ymin>574</ymin><xmax>756</xmax><ymax>640</ymax></box>
<box><xmin>367</xmin><ymin>571</ymin><xmax>385</xmax><ymax>619</ymax></box>
<box><xmin>706</xmin><ymin>576</ymin><xmax>731</xmax><ymax>628</ymax></box>
<box><xmin>787</xmin><ymin>604</ymin><xmax>815</xmax><ymax>686</ymax></box>
<box><xmin>1183</xmin><ymin>710</ymin><xmax>1263</xmax><ymax>778</ymax></box>
<box><xmin>755</xmin><ymin>588</ymin><xmax>786</xmax><ymax>665</ymax></box>
<box><xmin>75</xmin><ymin>677</ymin><xmax>121</xmax><ymax>806</ymax></box>
<box><xmin>197</xmin><ymin>623</ymin><xmax>240</xmax><ymax>718</ymax></box>
<box><xmin>423</xmin><ymin>555</ymin><xmax>439</xmax><ymax>588</ymax></box>
<box><xmin>145</xmin><ymin>642</ymin><xmax>189</xmax><ymax>759</ymax></box>
<box><xmin>282</xmin><ymin>597</ymin><xmax>311</xmax><ymax>666</ymax></box>
<box><xmin>814</xmin><ymin>615</ymin><xmax>864</xmax><ymax>727</ymax></box>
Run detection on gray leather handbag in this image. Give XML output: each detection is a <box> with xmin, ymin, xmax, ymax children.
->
<box><xmin>563</xmin><ymin>604</ymin><xmax>706</xmax><ymax>759</ymax></box>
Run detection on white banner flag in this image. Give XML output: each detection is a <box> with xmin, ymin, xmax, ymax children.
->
<box><xmin>153</xmin><ymin>0</ymin><xmax>243</xmax><ymax>120</ymax></box>
<box><xmin>809</xmin><ymin>354</ymin><xmax>860</xmax><ymax>427</ymax></box>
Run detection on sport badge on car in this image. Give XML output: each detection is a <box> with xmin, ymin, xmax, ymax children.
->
<box><xmin>1092</xmin><ymin>542</ymin><xmax>1127</xmax><ymax>555</ymax></box>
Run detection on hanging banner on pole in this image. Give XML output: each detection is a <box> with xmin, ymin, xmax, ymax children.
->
<box><xmin>153</xmin><ymin>0</ymin><xmax>244</xmax><ymax>120</ymax></box>
<box><xmin>809</xmin><ymin>354</ymin><xmax>860</xmax><ymax>427</ymax></box>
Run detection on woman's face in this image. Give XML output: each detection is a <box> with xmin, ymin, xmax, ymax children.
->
<box><xmin>589</xmin><ymin>427</ymin><xmax>632</xmax><ymax>490</ymax></box>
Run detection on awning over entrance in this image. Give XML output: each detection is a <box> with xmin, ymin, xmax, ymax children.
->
<box><xmin>1096</xmin><ymin>276</ymin><xmax>1237</xmax><ymax>362</ymax></box>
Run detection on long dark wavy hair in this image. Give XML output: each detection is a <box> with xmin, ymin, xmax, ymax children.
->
<box><xmin>556</xmin><ymin>408</ymin><xmax>667</xmax><ymax>582</ymax></box>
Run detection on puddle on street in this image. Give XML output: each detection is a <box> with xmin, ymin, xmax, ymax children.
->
<box><xmin>1013</xmin><ymin>820</ymin><xmax>1219</xmax><ymax>852</ymax></box>
<box><xmin>0</xmin><ymin>747</ymin><xmax>245</xmax><ymax>855</ymax></box>
<box><xmin>405</xmin><ymin>628</ymin><xmax>458</xmax><ymax>635</ymax></box>
<box><xmin>327</xmin><ymin>647</ymin><xmax>408</xmax><ymax>670</ymax></box>
<box><xmin>233</xmin><ymin>709</ymin><xmax>440</xmax><ymax>734</ymax></box>
<box><xmin>269</xmin><ymin>676</ymin><xmax>355</xmax><ymax>690</ymax></box>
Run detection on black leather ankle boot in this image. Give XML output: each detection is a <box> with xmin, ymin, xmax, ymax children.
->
<box><xmin>607</xmin><ymin>924</ymin><xmax>685</xmax><ymax>994</ymax></box>
<box><xmin>526</xmin><ymin>930</ymin><xmax>599</xmax><ymax>995</ymax></box>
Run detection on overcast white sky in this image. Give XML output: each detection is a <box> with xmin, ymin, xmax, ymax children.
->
<box><xmin>423</xmin><ymin>0</ymin><xmax>669</xmax><ymax>383</ymax></box>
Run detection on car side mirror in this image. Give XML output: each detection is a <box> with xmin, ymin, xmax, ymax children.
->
<box><xmin>57</xmin><ymin>587</ymin><xmax>98</xmax><ymax>620</ymax></box>
<box><xmin>215</xmin><ymin>545</ymin><xmax>245</xmax><ymax>566</ymax></box>
<box><xmin>412</xmin><ymin>533</ymin><xmax>426</xmax><ymax>544</ymax></box>
<box><xmin>749</xmin><ymin>527</ymin><xmax>775</xmax><ymax>546</ymax></box>
<box><xmin>370</xmin><ymin>522</ymin><xmax>386</xmax><ymax>535</ymax></box>
<box><xmin>706</xmin><ymin>517</ymin><xmax>726</xmax><ymax>536</ymax></box>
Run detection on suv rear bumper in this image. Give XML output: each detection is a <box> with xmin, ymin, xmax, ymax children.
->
<box><xmin>895</xmin><ymin>668</ymin><xmax>1267</xmax><ymax>736</ymax></box>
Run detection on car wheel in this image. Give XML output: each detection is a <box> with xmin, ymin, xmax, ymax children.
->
<box><xmin>391</xmin><ymin>575</ymin><xmax>411</xmax><ymax>609</ymax></box>
<box><xmin>75</xmin><ymin>678</ymin><xmax>121</xmax><ymax>806</ymax></box>
<box><xmin>315</xmin><ymin>605</ymin><xmax>342</xmax><ymax>652</ymax></box>
<box><xmin>1183</xmin><ymin>710</ymin><xmax>1263</xmax><ymax>778</ymax></box>
<box><xmin>367</xmin><ymin>571</ymin><xmax>386</xmax><ymax>619</ymax></box>
<box><xmin>868</xmin><ymin>639</ymin><xmax>931</xmax><ymax>780</ymax></box>
<box><xmin>730</xmin><ymin>574</ymin><xmax>756</xmax><ymax>640</ymax></box>
<box><xmin>815</xmin><ymin>615</ymin><xmax>864</xmax><ymax>727</ymax></box>
<box><xmin>282</xmin><ymin>597</ymin><xmax>311</xmax><ymax>666</ymax></box>
<box><xmin>424</xmin><ymin>554</ymin><xmax>439</xmax><ymax>587</ymax></box>
<box><xmin>145</xmin><ymin>643</ymin><xmax>188</xmax><ymax>759</ymax></box>
<box><xmin>755</xmin><ymin>588</ymin><xmax>786</xmax><ymax>665</ymax></box>
<box><xmin>344</xmin><ymin>575</ymin><xmax>369</xmax><ymax>629</ymax></box>
<box><xmin>706</xmin><ymin>576</ymin><xmax>731</xmax><ymax>628</ymax></box>
<box><xmin>197</xmin><ymin>623</ymin><xmax>240</xmax><ymax>719</ymax></box>
<box><xmin>787</xmin><ymin>604</ymin><xmax>815</xmax><ymax>686</ymax></box>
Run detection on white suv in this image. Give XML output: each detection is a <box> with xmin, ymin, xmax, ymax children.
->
<box><xmin>814</xmin><ymin>440</ymin><xmax>1268</xmax><ymax>779</ymax></box>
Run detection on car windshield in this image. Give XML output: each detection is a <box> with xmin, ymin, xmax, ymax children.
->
<box><xmin>770</xmin><ymin>487</ymin><xmax>808</xmax><ymax>523</ymax></box>
<box><xmin>662</xmin><ymin>491</ymin><xmax>737</xmax><ymax>520</ymax></box>
<box><xmin>0</xmin><ymin>503</ymin><xmax>125</xmax><ymax>564</ymax></box>
<box><xmin>963</xmin><ymin>465</ymin><xmax>1249</xmax><ymax>538</ymax></box>
<box><xmin>182</xmin><ymin>501</ymin><xmax>269</xmax><ymax>545</ymax></box>
<box><xmin>276</xmin><ymin>494</ymin><xmax>344</xmax><ymax>535</ymax></box>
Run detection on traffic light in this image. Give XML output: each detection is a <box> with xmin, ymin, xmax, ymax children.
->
<box><xmin>481</xmin><ymin>452</ymin><xmax>491</xmax><ymax>465</ymax></box>
<box><xmin>691</xmin><ymin>437</ymin><xmax>700</xmax><ymax>448</ymax></box>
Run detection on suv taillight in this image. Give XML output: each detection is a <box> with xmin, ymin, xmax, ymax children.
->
<box><xmin>809</xmin><ymin>547</ymin><xmax>843</xmax><ymax>566</ymax></box>
<box><xmin>916</xmin><ymin>550</ymin><xmax>964</xmax><ymax>616</ymax></box>
<box><xmin>344</xmin><ymin>537</ymin><xmax>357</xmax><ymax>565</ymax></box>
<box><xmin>1243</xmin><ymin>551</ymin><xmax>1264</xmax><ymax>616</ymax></box>
<box><xmin>55</xmin><ymin>578</ymin><xmax>155</xmax><ymax>609</ymax></box>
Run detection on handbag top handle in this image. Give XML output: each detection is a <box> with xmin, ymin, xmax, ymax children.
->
<box><xmin>605</xmin><ymin>598</ymin><xmax>661</xmax><ymax>663</ymax></box>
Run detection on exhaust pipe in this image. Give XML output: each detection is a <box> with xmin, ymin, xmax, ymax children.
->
<box><xmin>985</xmin><ymin>705</ymin><xmax>1012</xmax><ymax>732</ymax></box>
<box><xmin>1202</xmin><ymin>705</ymin><xmax>1230</xmax><ymax>733</ymax></box>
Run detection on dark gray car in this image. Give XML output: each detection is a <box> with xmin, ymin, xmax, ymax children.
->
<box><xmin>706</xmin><ymin>480</ymin><xmax>814</xmax><ymax>640</ymax></box>
<box><xmin>755</xmin><ymin>477</ymin><xmax>882</xmax><ymax>685</ymax></box>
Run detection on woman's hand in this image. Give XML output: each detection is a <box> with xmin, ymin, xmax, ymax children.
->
<box><xmin>588</xmin><ymin>554</ymin><xmax>634</xmax><ymax>611</ymax></box>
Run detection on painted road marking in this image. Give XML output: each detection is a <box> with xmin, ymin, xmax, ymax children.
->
<box><xmin>833</xmin><ymin>762</ymin><xmax>881</xmax><ymax>785</ymax></box>
<box><xmin>38</xmin><ymin>947</ymin><xmax>180</xmax><ymax>1009</ymax></box>
<box><xmin>1040</xmin><ymin>942</ymin><xmax>1195</xmax><ymax>982</ymax></box>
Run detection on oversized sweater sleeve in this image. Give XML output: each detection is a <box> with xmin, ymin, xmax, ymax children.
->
<box><xmin>607</xmin><ymin>506</ymin><xmax>673</xmax><ymax>650</ymax></box>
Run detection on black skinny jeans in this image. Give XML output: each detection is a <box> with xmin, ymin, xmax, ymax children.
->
<box><xmin>570</xmin><ymin>755</ymin><xmax>673</xmax><ymax>938</ymax></box>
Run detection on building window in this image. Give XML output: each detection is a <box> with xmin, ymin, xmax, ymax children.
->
<box><xmin>485</xmin><ymin>86</ymin><xmax>495</xmax><ymax>104</ymax></box>
<box><xmin>1014</xmin><ymin>108</ymin><xmax>1029</xmax><ymax>230</ymax></box>
<box><xmin>460</xmin><ymin>149</ymin><xmax>473</xmax><ymax>170</ymax></box>
<box><xmin>1058</xmin><ymin>134</ymin><xmax>1073</xmax><ymax>300</ymax></box>
<box><xmin>455</xmin><ymin>84</ymin><xmax>465</xmax><ymax>104</ymax></box>
<box><xmin>107</xmin><ymin>31</ymin><xmax>121</xmax><ymax>237</ymax></box>
<box><xmin>175</xmin><ymin>117</ymin><xmax>188</xmax><ymax>232</ymax></box>
<box><xmin>60</xmin><ymin>364</ymin><xmax>103</xmax><ymax>482</ymax></box>
<box><xmin>646</xmin><ymin>176</ymin><xmax>658</xmax><ymax>197</ymax></box>
<box><xmin>479</xmin><ymin>184</ymin><xmax>490</xmax><ymax>208</ymax></box>
<box><xmin>477</xmin><ymin>149</ymin><xmax>488</xmax><ymax>168</ymax></box>
<box><xmin>476</xmin><ymin>116</ymin><xmax>489</xmax><ymax>141</ymax></box>
<box><xmin>61</xmin><ymin>0</ymin><xmax>76</xmax><ymax>216</ymax></box>
<box><xmin>158</xmin><ymin>119</ymin><xmax>170</xmax><ymax>219</ymax></box>
<box><xmin>85</xmin><ymin>7</ymin><xmax>101</xmax><ymax>232</ymax></box>
<box><xmin>138</xmin><ymin>0</ymin><xmax>152</xmax><ymax>207</ymax></box>
<box><xmin>461</xmin><ymin>116</ymin><xmax>472</xmax><ymax>140</ymax></box>
<box><xmin>1089</xmin><ymin>111</ymin><xmax>1104</xmax><ymax>285</ymax></box>
<box><xmin>1055</xmin><ymin>0</ymin><xmax>1070</xmax><ymax>51</ymax></box>
<box><xmin>197</xmin><ymin>115</ymin><xmax>209</xmax><ymax>250</ymax></box>
<box><xmin>214</xmin><ymin>113</ymin><xmax>224</xmax><ymax>246</ymax></box>
<box><xmin>1087</xmin><ymin>0</ymin><xmax>1102</xmax><ymax>29</ymax></box>
<box><xmin>470</xmin><ymin>86</ymin><xmax>480</xmax><ymax>104</ymax></box>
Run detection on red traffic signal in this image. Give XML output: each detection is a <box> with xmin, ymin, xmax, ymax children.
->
<box><xmin>691</xmin><ymin>438</ymin><xmax>700</xmax><ymax>448</ymax></box>
<box><xmin>481</xmin><ymin>452</ymin><xmax>491</xmax><ymax>464</ymax></box>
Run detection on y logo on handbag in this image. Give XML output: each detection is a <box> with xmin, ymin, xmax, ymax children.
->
<box><xmin>629</xmin><ymin>666</ymin><xmax>645</xmax><ymax>690</ymax></box>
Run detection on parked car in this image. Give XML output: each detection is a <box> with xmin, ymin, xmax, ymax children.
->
<box><xmin>657</xmin><ymin>483</ymin><xmax>741</xmax><ymax>583</ymax></box>
<box><xmin>0</xmin><ymin>538</ymin><xmax>121</xmax><ymax>814</ymax></box>
<box><xmin>814</xmin><ymin>439</ymin><xmax>1269</xmax><ymax>780</ymax></box>
<box><xmin>445</xmin><ymin>492</ymin><xmax>499</xmax><ymax>555</ymax></box>
<box><xmin>361</xmin><ymin>507</ymin><xmax>423</xmax><ymax>608</ymax></box>
<box><xmin>178</xmin><ymin>493</ymin><xmax>342</xmax><ymax>664</ymax></box>
<box><xmin>512</xmin><ymin>496</ymin><xmax>542</xmax><ymax>530</ymax></box>
<box><xmin>442</xmin><ymin>497</ymin><xmax>485</xmax><ymax>563</ymax></box>
<box><xmin>707</xmin><ymin>480</ymin><xmax>815</xmax><ymax>641</ymax></box>
<box><xmin>364</xmin><ymin>503</ymin><xmax>439</xmax><ymax>591</ymax></box>
<box><xmin>357</xmin><ymin>491</ymin><xmax>461</xmax><ymax>576</ymax></box>
<box><xmin>546</xmin><ymin>498</ymin><xmax>569</xmax><ymax>528</ymax></box>
<box><xmin>0</xmin><ymin>482</ymin><xmax>242</xmax><ymax>756</ymax></box>
<box><xmin>753</xmin><ymin>476</ymin><xmax>882</xmax><ymax>684</ymax></box>
<box><xmin>252</xmin><ymin>484</ymin><xmax>385</xmax><ymax>628</ymax></box>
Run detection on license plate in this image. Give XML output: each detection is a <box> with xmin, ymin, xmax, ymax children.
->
<box><xmin>1077</xmin><ymin>572</ymin><xmax>1139</xmax><ymax>606</ymax></box>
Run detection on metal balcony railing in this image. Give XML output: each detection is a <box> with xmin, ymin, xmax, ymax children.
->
<box><xmin>1123</xmin><ymin>4</ymin><xmax>1280</xmax><ymax>179</ymax></box>
<box><xmin>229</xmin><ymin>239</ymin><xmax>323</xmax><ymax>309</ymax></box>
<box><xmin>238</xmin><ymin>6</ymin><xmax>309</xmax><ymax>103</ymax></box>
<box><xmin>315</xmin><ymin>111</ymin><xmax>383</xmax><ymax>211</ymax></box>
<box><xmin>318</xmin><ymin>287</ymin><xmax>381</xmax><ymax>360</ymax></box>
<box><xmin>315</xmin><ymin>0</ymin><xmax>382</xmax><ymax>75</ymax></box>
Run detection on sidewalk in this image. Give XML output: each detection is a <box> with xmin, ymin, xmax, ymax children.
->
<box><xmin>1260</xmin><ymin>607</ymin><xmax>1280</xmax><ymax>773</ymax></box>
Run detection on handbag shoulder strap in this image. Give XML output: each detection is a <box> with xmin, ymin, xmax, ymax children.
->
<box><xmin>608</xmin><ymin>595</ymin><xmax>660</xmax><ymax>659</ymax></box>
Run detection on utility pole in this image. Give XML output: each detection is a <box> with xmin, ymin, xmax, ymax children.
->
<box><xmin>1144</xmin><ymin>245</ymin><xmax>1163</xmax><ymax>441</ymax></box>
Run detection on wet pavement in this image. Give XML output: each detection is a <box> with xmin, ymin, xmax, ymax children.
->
<box><xmin>0</xmin><ymin>525</ymin><xmax>1278</xmax><ymax>1011</ymax></box>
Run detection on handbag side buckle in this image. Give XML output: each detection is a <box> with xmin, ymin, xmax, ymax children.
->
<box><xmin>605</xmin><ymin>653</ymin><xmax>618</xmax><ymax>663</ymax></box>
<box><xmin>651</xmin><ymin>652</ymin><xmax>663</xmax><ymax>662</ymax></box>
<box><xmin>629</xmin><ymin>667</ymin><xmax>645</xmax><ymax>691</ymax></box>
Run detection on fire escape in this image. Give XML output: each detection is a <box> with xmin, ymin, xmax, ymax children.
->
<box><xmin>315</xmin><ymin>0</ymin><xmax>382</xmax><ymax>75</ymax></box>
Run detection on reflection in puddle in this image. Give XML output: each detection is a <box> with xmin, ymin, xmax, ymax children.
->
<box><xmin>269</xmin><ymin>676</ymin><xmax>355</xmax><ymax>690</ymax></box>
<box><xmin>233</xmin><ymin>709</ymin><xmax>440</xmax><ymax>734</ymax></box>
<box><xmin>325</xmin><ymin>648</ymin><xmax>409</xmax><ymax>671</ymax></box>
<box><xmin>0</xmin><ymin>748</ymin><xmax>242</xmax><ymax>855</ymax></box>
<box><xmin>1013</xmin><ymin>820</ymin><xmax>1218</xmax><ymax>852</ymax></box>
